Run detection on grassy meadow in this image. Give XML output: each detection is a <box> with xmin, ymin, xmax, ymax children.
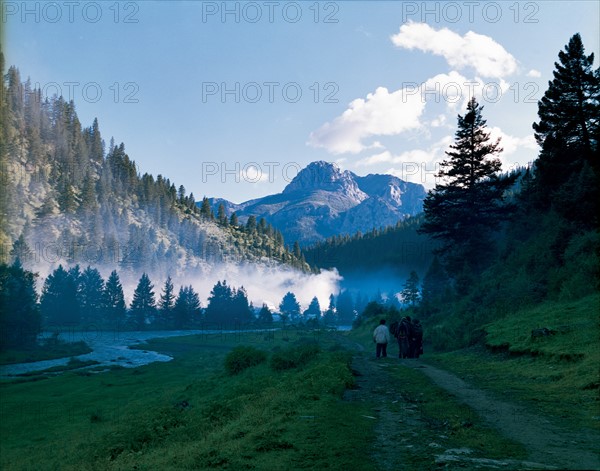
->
<box><xmin>1</xmin><ymin>329</ymin><xmax>377</xmax><ymax>470</ymax></box>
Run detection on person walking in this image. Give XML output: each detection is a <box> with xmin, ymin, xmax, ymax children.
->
<box><xmin>373</xmin><ymin>319</ymin><xmax>390</xmax><ymax>359</ymax></box>
<box><xmin>397</xmin><ymin>316</ymin><xmax>412</xmax><ymax>359</ymax></box>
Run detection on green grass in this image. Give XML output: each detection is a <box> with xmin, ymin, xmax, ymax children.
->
<box><xmin>0</xmin><ymin>340</ymin><xmax>92</xmax><ymax>365</ymax></box>
<box><xmin>14</xmin><ymin>357</ymin><xmax>100</xmax><ymax>377</ymax></box>
<box><xmin>0</xmin><ymin>331</ymin><xmax>376</xmax><ymax>470</ymax></box>
<box><xmin>428</xmin><ymin>294</ymin><xmax>600</xmax><ymax>431</ymax></box>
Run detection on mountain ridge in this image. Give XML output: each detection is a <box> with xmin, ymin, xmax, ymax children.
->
<box><xmin>208</xmin><ymin>161</ymin><xmax>427</xmax><ymax>245</ymax></box>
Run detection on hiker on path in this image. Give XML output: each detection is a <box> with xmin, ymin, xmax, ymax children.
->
<box><xmin>397</xmin><ymin>316</ymin><xmax>412</xmax><ymax>359</ymax></box>
<box><xmin>373</xmin><ymin>319</ymin><xmax>390</xmax><ymax>359</ymax></box>
<box><xmin>411</xmin><ymin>319</ymin><xmax>424</xmax><ymax>359</ymax></box>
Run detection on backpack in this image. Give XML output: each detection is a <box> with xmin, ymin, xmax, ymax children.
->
<box><xmin>390</xmin><ymin>321</ymin><xmax>400</xmax><ymax>338</ymax></box>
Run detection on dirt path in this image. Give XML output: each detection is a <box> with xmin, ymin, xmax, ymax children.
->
<box><xmin>409</xmin><ymin>360</ymin><xmax>600</xmax><ymax>470</ymax></box>
<box><xmin>343</xmin><ymin>342</ymin><xmax>599</xmax><ymax>470</ymax></box>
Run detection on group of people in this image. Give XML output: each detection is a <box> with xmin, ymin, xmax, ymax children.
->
<box><xmin>372</xmin><ymin>317</ymin><xmax>423</xmax><ymax>359</ymax></box>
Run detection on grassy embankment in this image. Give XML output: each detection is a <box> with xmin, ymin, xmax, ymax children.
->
<box><xmin>0</xmin><ymin>339</ymin><xmax>91</xmax><ymax>365</ymax></box>
<box><xmin>427</xmin><ymin>293</ymin><xmax>600</xmax><ymax>431</ymax></box>
<box><xmin>0</xmin><ymin>329</ymin><xmax>376</xmax><ymax>470</ymax></box>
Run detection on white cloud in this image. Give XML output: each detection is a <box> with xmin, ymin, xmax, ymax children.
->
<box><xmin>307</xmin><ymin>85</ymin><xmax>426</xmax><ymax>154</ymax></box>
<box><xmin>391</xmin><ymin>22</ymin><xmax>518</xmax><ymax>79</ymax></box>
<box><xmin>431</xmin><ymin>114</ymin><xmax>447</xmax><ymax>127</ymax></box>
<box><xmin>355</xmin><ymin>150</ymin><xmax>395</xmax><ymax>166</ymax></box>
<box><xmin>487</xmin><ymin>127</ymin><xmax>537</xmax><ymax>170</ymax></box>
<box><xmin>355</xmin><ymin>136</ymin><xmax>453</xmax><ymax>188</ymax></box>
<box><xmin>527</xmin><ymin>69</ymin><xmax>542</xmax><ymax>78</ymax></box>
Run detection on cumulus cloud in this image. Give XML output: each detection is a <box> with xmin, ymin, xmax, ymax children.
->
<box><xmin>527</xmin><ymin>69</ymin><xmax>542</xmax><ymax>78</ymax></box>
<box><xmin>308</xmin><ymin>70</ymin><xmax>514</xmax><ymax>155</ymax></box>
<box><xmin>391</xmin><ymin>22</ymin><xmax>518</xmax><ymax>79</ymax></box>
<box><xmin>355</xmin><ymin>136</ymin><xmax>453</xmax><ymax>188</ymax></box>
<box><xmin>307</xmin><ymin>85</ymin><xmax>426</xmax><ymax>154</ymax></box>
<box><xmin>487</xmin><ymin>127</ymin><xmax>537</xmax><ymax>170</ymax></box>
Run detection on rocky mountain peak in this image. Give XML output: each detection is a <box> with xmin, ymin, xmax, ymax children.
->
<box><xmin>283</xmin><ymin>161</ymin><xmax>368</xmax><ymax>203</ymax></box>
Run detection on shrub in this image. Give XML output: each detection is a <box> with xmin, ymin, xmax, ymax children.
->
<box><xmin>270</xmin><ymin>343</ymin><xmax>321</xmax><ymax>372</ymax></box>
<box><xmin>224</xmin><ymin>346</ymin><xmax>267</xmax><ymax>375</ymax></box>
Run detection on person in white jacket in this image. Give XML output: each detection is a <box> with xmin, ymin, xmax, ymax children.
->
<box><xmin>373</xmin><ymin>319</ymin><xmax>390</xmax><ymax>358</ymax></box>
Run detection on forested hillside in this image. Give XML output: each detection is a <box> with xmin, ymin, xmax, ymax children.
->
<box><xmin>304</xmin><ymin>216</ymin><xmax>432</xmax><ymax>276</ymax></box>
<box><xmin>0</xmin><ymin>53</ymin><xmax>308</xmax><ymax>275</ymax></box>
<box><xmin>352</xmin><ymin>34</ymin><xmax>599</xmax><ymax>351</ymax></box>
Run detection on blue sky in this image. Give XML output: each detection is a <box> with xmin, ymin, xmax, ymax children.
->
<box><xmin>4</xmin><ymin>1</ymin><xmax>599</xmax><ymax>203</ymax></box>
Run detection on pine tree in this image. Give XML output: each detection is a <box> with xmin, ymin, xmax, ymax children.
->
<box><xmin>279</xmin><ymin>291</ymin><xmax>301</xmax><ymax>323</ymax></box>
<box><xmin>173</xmin><ymin>285</ymin><xmax>201</xmax><ymax>329</ymax></box>
<box><xmin>229</xmin><ymin>212</ymin><xmax>239</xmax><ymax>227</ymax></box>
<box><xmin>79</xmin><ymin>173</ymin><xmax>98</xmax><ymax>213</ymax></box>
<box><xmin>200</xmin><ymin>197</ymin><xmax>212</xmax><ymax>218</ymax></box>
<box><xmin>103</xmin><ymin>270</ymin><xmax>126</xmax><ymax>326</ymax></box>
<box><xmin>420</xmin><ymin>98</ymin><xmax>514</xmax><ymax>274</ymax></box>
<box><xmin>323</xmin><ymin>294</ymin><xmax>337</xmax><ymax>324</ymax></box>
<box><xmin>531</xmin><ymin>33</ymin><xmax>599</xmax><ymax>224</ymax></box>
<box><xmin>79</xmin><ymin>266</ymin><xmax>105</xmax><ymax>325</ymax></box>
<box><xmin>293</xmin><ymin>241</ymin><xmax>302</xmax><ymax>259</ymax></box>
<box><xmin>158</xmin><ymin>275</ymin><xmax>175</xmax><ymax>327</ymax></box>
<box><xmin>257</xmin><ymin>303</ymin><xmax>273</xmax><ymax>324</ymax></box>
<box><xmin>336</xmin><ymin>290</ymin><xmax>355</xmax><ymax>325</ymax></box>
<box><xmin>0</xmin><ymin>261</ymin><xmax>41</xmax><ymax>349</ymax></box>
<box><xmin>130</xmin><ymin>273</ymin><xmax>156</xmax><ymax>328</ymax></box>
<box><xmin>10</xmin><ymin>234</ymin><xmax>32</xmax><ymax>265</ymax></box>
<box><xmin>400</xmin><ymin>270</ymin><xmax>420</xmax><ymax>306</ymax></box>
<box><xmin>217</xmin><ymin>203</ymin><xmax>228</xmax><ymax>225</ymax></box>
<box><xmin>246</xmin><ymin>215</ymin><xmax>257</xmax><ymax>233</ymax></box>
<box><xmin>40</xmin><ymin>265</ymin><xmax>80</xmax><ymax>325</ymax></box>
<box><xmin>231</xmin><ymin>286</ymin><xmax>253</xmax><ymax>324</ymax></box>
<box><xmin>303</xmin><ymin>296</ymin><xmax>321</xmax><ymax>319</ymax></box>
<box><xmin>204</xmin><ymin>280</ymin><xmax>234</xmax><ymax>325</ymax></box>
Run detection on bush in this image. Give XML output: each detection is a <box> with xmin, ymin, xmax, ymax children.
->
<box><xmin>270</xmin><ymin>343</ymin><xmax>321</xmax><ymax>372</ymax></box>
<box><xmin>224</xmin><ymin>346</ymin><xmax>267</xmax><ymax>375</ymax></box>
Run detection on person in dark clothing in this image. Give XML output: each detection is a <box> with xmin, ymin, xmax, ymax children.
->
<box><xmin>411</xmin><ymin>319</ymin><xmax>423</xmax><ymax>358</ymax></box>
<box><xmin>397</xmin><ymin>316</ymin><xmax>412</xmax><ymax>359</ymax></box>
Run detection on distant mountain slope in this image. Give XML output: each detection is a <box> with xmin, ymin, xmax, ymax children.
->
<box><xmin>0</xmin><ymin>64</ymin><xmax>308</xmax><ymax>275</ymax></box>
<box><xmin>209</xmin><ymin>161</ymin><xmax>426</xmax><ymax>245</ymax></box>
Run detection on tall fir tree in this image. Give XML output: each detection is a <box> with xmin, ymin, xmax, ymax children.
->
<box><xmin>420</xmin><ymin>98</ymin><xmax>515</xmax><ymax>276</ymax></box>
<box><xmin>79</xmin><ymin>266</ymin><xmax>105</xmax><ymax>325</ymax></box>
<box><xmin>40</xmin><ymin>265</ymin><xmax>80</xmax><ymax>325</ymax></box>
<box><xmin>336</xmin><ymin>290</ymin><xmax>355</xmax><ymax>325</ymax></box>
<box><xmin>257</xmin><ymin>303</ymin><xmax>273</xmax><ymax>324</ymax></box>
<box><xmin>0</xmin><ymin>261</ymin><xmax>40</xmax><ymax>349</ymax></box>
<box><xmin>130</xmin><ymin>273</ymin><xmax>156</xmax><ymax>328</ymax></box>
<box><xmin>204</xmin><ymin>280</ymin><xmax>233</xmax><ymax>325</ymax></box>
<box><xmin>531</xmin><ymin>33</ymin><xmax>599</xmax><ymax>225</ymax></box>
<box><xmin>231</xmin><ymin>286</ymin><xmax>253</xmax><ymax>324</ymax></box>
<box><xmin>103</xmin><ymin>270</ymin><xmax>126</xmax><ymax>326</ymax></box>
<box><xmin>158</xmin><ymin>275</ymin><xmax>175</xmax><ymax>327</ymax></box>
<box><xmin>279</xmin><ymin>291</ymin><xmax>301</xmax><ymax>323</ymax></box>
<box><xmin>303</xmin><ymin>296</ymin><xmax>321</xmax><ymax>318</ymax></box>
<box><xmin>323</xmin><ymin>293</ymin><xmax>337</xmax><ymax>324</ymax></box>
<box><xmin>400</xmin><ymin>270</ymin><xmax>420</xmax><ymax>306</ymax></box>
<box><xmin>173</xmin><ymin>285</ymin><xmax>201</xmax><ymax>329</ymax></box>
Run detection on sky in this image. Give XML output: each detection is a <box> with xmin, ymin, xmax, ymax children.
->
<box><xmin>4</xmin><ymin>1</ymin><xmax>599</xmax><ymax>203</ymax></box>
